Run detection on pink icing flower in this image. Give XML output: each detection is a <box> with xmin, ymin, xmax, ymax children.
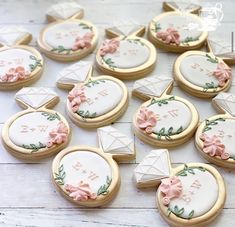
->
<box><xmin>200</xmin><ymin>134</ymin><xmax>230</xmax><ymax>160</ymax></box>
<box><xmin>0</xmin><ymin>66</ymin><xmax>30</xmax><ymax>82</ymax></box>
<box><xmin>159</xmin><ymin>176</ymin><xmax>183</xmax><ymax>206</ymax></box>
<box><xmin>156</xmin><ymin>27</ymin><xmax>180</xmax><ymax>45</ymax></box>
<box><xmin>71</xmin><ymin>32</ymin><xmax>94</xmax><ymax>51</ymax></box>
<box><xmin>67</xmin><ymin>86</ymin><xmax>86</xmax><ymax>112</ymax></box>
<box><xmin>136</xmin><ymin>108</ymin><xmax>157</xmax><ymax>134</ymax></box>
<box><xmin>213</xmin><ymin>62</ymin><xmax>232</xmax><ymax>86</ymax></box>
<box><xmin>99</xmin><ymin>38</ymin><xmax>120</xmax><ymax>57</ymax></box>
<box><xmin>47</xmin><ymin>122</ymin><xmax>68</xmax><ymax>148</ymax></box>
<box><xmin>65</xmin><ymin>181</ymin><xmax>97</xmax><ymax>201</ymax></box>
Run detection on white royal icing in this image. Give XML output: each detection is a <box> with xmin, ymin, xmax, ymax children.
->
<box><xmin>15</xmin><ymin>87</ymin><xmax>58</xmax><ymax>109</ymax></box>
<box><xmin>133</xmin><ymin>76</ymin><xmax>173</xmax><ymax>97</ymax></box>
<box><xmin>78</xmin><ymin>79</ymin><xmax>123</xmax><ymax>117</ymax></box>
<box><xmin>60</xmin><ymin>151</ymin><xmax>112</xmax><ymax>193</ymax></box>
<box><xmin>134</xmin><ymin>149</ymin><xmax>170</xmax><ymax>184</ymax></box>
<box><xmin>9</xmin><ymin>112</ymin><xmax>60</xmax><ymax>147</ymax></box>
<box><xmin>103</xmin><ymin>39</ymin><xmax>150</xmax><ymax>69</ymax></box>
<box><xmin>180</xmin><ymin>54</ymin><xmax>219</xmax><ymax>88</ymax></box>
<box><xmin>46</xmin><ymin>2</ymin><xmax>83</xmax><ymax>20</ymax></box>
<box><xmin>213</xmin><ymin>93</ymin><xmax>235</xmax><ymax>117</ymax></box>
<box><xmin>57</xmin><ymin>61</ymin><xmax>91</xmax><ymax>85</ymax></box>
<box><xmin>0</xmin><ymin>48</ymin><xmax>35</xmax><ymax>77</ymax></box>
<box><xmin>148</xmin><ymin>99</ymin><xmax>192</xmax><ymax>134</ymax></box>
<box><xmin>0</xmin><ymin>26</ymin><xmax>30</xmax><ymax>45</ymax></box>
<box><xmin>157</xmin><ymin>14</ymin><xmax>202</xmax><ymax>42</ymax></box>
<box><xmin>44</xmin><ymin>21</ymin><xmax>92</xmax><ymax>49</ymax></box>
<box><xmin>97</xmin><ymin>125</ymin><xmax>134</xmax><ymax>155</ymax></box>
<box><xmin>169</xmin><ymin>168</ymin><xmax>218</xmax><ymax>218</ymax></box>
<box><xmin>203</xmin><ymin>118</ymin><xmax>235</xmax><ymax>158</ymax></box>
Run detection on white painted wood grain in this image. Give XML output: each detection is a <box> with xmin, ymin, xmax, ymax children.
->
<box><xmin>0</xmin><ymin>0</ymin><xmax>235</xmax><ymax>226</ymax></box>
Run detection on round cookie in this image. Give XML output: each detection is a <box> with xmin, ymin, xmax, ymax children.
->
<box><xmin>2</xmin><ymin>87</ymin><xmax>71</xmax><ymax>160</ymax></box>
<box><xmin>132</xmin><ymin>76</ymin><xmax>199</xmax><ymax>147</ymax></box>
<box><xmin>174</xmin><ymin>51</ymin><xmax>232</xmax><ymax>98</ymax></box>
<box><xmin>38</xmin><ymin>3</ymin><xmax>98</xmax><ymax>62</ymax></box>
<box><xmin>96</xmin><ymin>24</ymin><xmax>156</xmax><ymax>80</ymax></box>
<box><xmin>0</xmin><ymin>27</ymin><xmax>43</xmax><ymax>90</ymax></box>
<box><xmin>134</xmin><ymin>149</ymin><xmax>226</xmax><ymax>227</ymax></box>
<box><xmin>148</xmin><ymin>1</ymin><xmax>208</xmax><ymax>53</ymax></box>
<box><xmin>52</xmin><ymin>125</ymin><xmax>135</xmax><ymax>207</ymax></box>
<box><xmin>57</xmin><ymin>61</ymin><xmax>129</xmax><ymax>128</ymax></box>
<box><xmin>195</xmin><ymin>92</ymin><xmax>235</xmax><ymax>168</ymax></box>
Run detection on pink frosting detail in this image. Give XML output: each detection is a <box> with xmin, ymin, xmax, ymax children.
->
<box><xmin>47</xmin><ymin>122</ymin><xmax>68</xmax><ymax>148</ymax></box>
<box><xmin>67</xmin><ymin>86</ymin><xmax>86</xmax><ymax>113</ymax></box>
<box><xmin>159</xmin><ymin>176</ymin><xmax>183</xmax><ymax>206</ymax></box>
<box><xmin>156</xmin><ymin>27</ymin><xmax>180</xmax><ymax>45</ymax></box>
<box><xmin>71</xmin><ymin>32</ymin><xmax>94</xmax><ymax>51</ymax></box>
<box><xmin>65</xmin><ymin>181</ymin><xmax>97</xmax><ymax>201</ymax></box>
<box><xmin>200</xmin><ymin>134</ymin><xmax>230</xmax><ymax>160</ymax></box>
<box><xmin>0</xmin><ymin>66</ymin><xmax>30</xmax><ymax>82</ymax></box>
<box><xmin>213</xmin><ymin>62</ymin><xmax>232</xmax><ymax>86</ymax></box>
<box><xmin>99</xmin><ymin>38</ymin><xmax>120</xmax><ymax>57</ymax></box>
<box><xmin>136</xmin><ymin>108</ymin><xmax>157</xmax><ymax>134</ymax></box>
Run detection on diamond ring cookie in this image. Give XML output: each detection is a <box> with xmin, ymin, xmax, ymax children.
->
<box><xmin>148</xmin><ymin>2</ymin><xmax>208</xmax><ymax>53</ymax></box>
<box><xmin>195</xmin><ymin>92</ymin><xmax>235</xmax><ymax>169</ymax></box>
<box><xmin>132</xmin><ymin>76</ymin><xmax>199</xmax><ymax>147</ymax></box>
<box><xmin>1</xmin><ymin>87</ymin><xmax>71</xmax><ymax>160</ymax></box>
<box><xmin>0</xmin><ymin>26</ymin><xmax>43</xmax><ymax>90</ymax></box>
<box><xmin>57</xmin><ymin>61</ymin><xmax>129</xmax><ymax>128</ymax></box>
<box><xmin>174</xmin><ymin>41</ymin><xmax>233</xmax><ymax>98</ymax></box>
<box><xmin>37</xmin><ymin>2</ymin><xmax>98</xmax><ymax>62</ymax></box>
<box><xmin>95</xmin><ymin>23</ymin><xmax>157</xmax><ymax>80</ymax></box>
<box><xmin>52</xmin><ymin>125</ymin><xmax>135</xmax><ymax>207</ymax></box>
<box><xmin>134</xmin><ymin>149</ymin><xmax>226</xmax><ymax>227</ymax></box>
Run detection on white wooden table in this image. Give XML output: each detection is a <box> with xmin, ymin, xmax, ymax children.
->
<box><xmin>0</xmin><ymin>0</ymin><xmax>235</xmax><ymax>226</ymax></box>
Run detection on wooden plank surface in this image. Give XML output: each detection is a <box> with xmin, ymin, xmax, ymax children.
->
<box><xmin>0</xmin><ymin>0</ymin><xmax>234</xmax><ymax>226</ymax></box>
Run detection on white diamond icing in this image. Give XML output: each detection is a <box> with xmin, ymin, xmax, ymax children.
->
<box><xmin>213</xmin><ymin>92</ymin><xmax>235</xmax><ymax>116</ymax></box>
<box><xmin>166</xmin><ymin>1</ymin><xmax>200</xmax><ymax>11</ymax></box>
<box><xmin>134</xmin><ymin>149</ymin><xmax>170</xmax><ymax>184</ymax></box>
<box><xmin>107</xmin><ymin>22</ymin><xmax>144</xmax><ymax>36</ymax></box>
<box><xmin>97</xmin><ymin>125</ymin><xmax>134</xmax><ymax>155</ymax></box>
<box><xmin>0</xmin><ymin>26</ymin><xmax>30</xmax><ymax>45</ymax></box>
<box><xmin>57</xmin><ymin>61</ymin><xmax>92</xmax><ymax>85</ymax></box>
<box><xmin>15</xmin><ymin>87</ymin><xmax>58</xmax><ymax>109</ymax></box>
<box><xmin>133</xmin><ymin>76</ymin><xmax>173</xmax><ymax>97</ymax></box>
<box><xmin>46</xmin><ymin>2</ymin><xmax>83</xmax><ymax>20</ymax></box>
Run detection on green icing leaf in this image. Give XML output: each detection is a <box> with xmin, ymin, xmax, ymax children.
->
<box><xmin>101</xmin><ymin>57</ymin><xmax>117</xmax><ymax>71</ymax></box>
<box><xmin>97</xmin><ymin>176</ymin><xmax>112</xmax><ymax>196</ymax></box>
<box><xmin>152</xmin><ymin>23</ymin><xmax>161</xmax><ymax>32</ymax></box>
<box><xmin>85</xmin><ymin>79</ymin><xmax>106</xmax><ymax>87</ymax></box>
<box><xmin>79</xmin><ymin>22</ymin><xmax>93</xmax><ymax>30</ymax></box>
<box><xmin>202</xmin><ymin>118</ymin><xmax>225</xmax><ymax>132</ymax></box>
<box><xmin>153</xmin><ymin>125</ymin><xmax>183</xmax><ymax>140</ymax></box>
<box><xmin>202</xmin><ymin>81</ymin><xmax>218</xmax><ymax>92</ymax></box>
<box><xmin>176</xmin><ymin>164</ymin><xmax>206</xmax><ymax>177</ymax></box>
<box><xmin>41</xmin><ymin>112</ymin><xmax>61</xmax><ymax>121</ymax></box>
<box><xmin>22</xmin><ymin>142</ymin><xmax>46</xmax><ymax>152</ymax></box>
<box><xmin>188</xmin><ymin>210</ymin><xmax>194</xmax><ymax>219</ymax></box>
<box><xmin>29</xmin><ymin>55</ymin><xmax>42</xmax><ymax>72</ymax></box>
<box><xmin>206</xmin><ymin>53</ymin><xmax>219</xmax><ymax>63</ymax></box>
<box><xmin>77</xmin><ymin>110</ymin><xmax>97</xmax><ymax>119</ymax></box>
<box><xmin>54</xmin><ymin>164</ymin><xmax>66</xmax><ymax>185</ymax></box>
<box><xmin>148</xmin><ymin>96</ymin><xmax>175</xmax><ymax>107</ymax></box>
<box><xmin>51</xmin><ymin>45</ymin><xmax>72</xmax><ymax>54</ymax></box>
<box><xmin>126</xmin><ymin>38</ymin><xmax>145</xmax><ymax>46</ymax></box>
<box><xmin>181</xmin><ymin>36</ymin><xmax>199</xmax><ymax>45</ymax></box>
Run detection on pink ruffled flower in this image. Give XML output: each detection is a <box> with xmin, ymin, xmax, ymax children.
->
<box><xmin>99</xmin><ymin>38</ymin><xmax>120</xmax><ymax>57</ymax></box>
<box><xmin>65</xmin><ymin>181</ymin><xmax>97</xmax><ymax>201</ymax></box>
<box><xmin>159</xmin><ymin>176</ymin><xmax>183</xmax><ymax>206</ymax></box>
<box><xmin>136</xmin><ymin>108</ymin><xmax>157</xmax><ymax>134</ymax></box>
<box><xmin>213</xmin><ymin>62</ymin><xmax>232</xmax><ymax>86</ymax></box>
<box><xmin>200</xmin><ymin>134</ymin><xmax>230</xmax><ymax>160</ymax></box>
<box><xmin>156</xmin><ymin>27</ymin><xmax>180</xmax><ymax>45</ymax></box>
<box><xmin>67</xmin><ymin>86</ymin><xmax>86</xmax><ymax>112</ymax></box>
<box><xmin>71</xmin><ymin>32</ymin><xmax>94</xmax><ymax>51</ymax></box>
<box><xmin>0</xmin><ymin>66</ymin><xmax>30</xmax><ymax>82</ymax></box>
<box><xmin>47</xmin><ymin>122</ymin><xmax>68</xmax><ymax>148</ymax></box>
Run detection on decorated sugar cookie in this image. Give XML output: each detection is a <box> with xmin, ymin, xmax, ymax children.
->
<box><xmin>174</xmin><ymin>41</ymin><xmax>233</xmax><ymax>98</ymax></box>
<box><xmin>57</xmin><ymin>61</ymin><xmax>129</xmax><ymax>128</ymax></box>
<box><xmin>95</xmin><ymin>23</ymin><xmax>157</xmax><ymax>80</ymax></box>
<box><xmin>52</xmin><ymin>125</ymin><xmax>135</xmax><ymax>207</ymax></box>
<box><xmin>195</xmin><ymin>92</ymin><xmax>235</xmax><ymax>169</ymax></box>
<box><xmin>148</xmin><ymin>2</ymin><xmax>208</xmax><ymax>53</ymax></box>
<box><xmin>134</xmin><ymin>149</ymin><xmax>226</xmax><ymax>226</ymax></box>
<box><xmin>0</xmin><ymin>26</ymin><xmax>43</xmax><ymax>90</ymax></box>
<box><xmin>2</xmin><ymin>87</ymin><xmax>70</xmax><ymax>160</ymax></box>
<box><xmin>132</xmin><ymin>76</ymin><xmax>199</xmax><ymax>147</ymax></box>
<box><xmin>37</xmin><ymin>2</ymin><xmax>98</xmax><ymax>62</ymax></box>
